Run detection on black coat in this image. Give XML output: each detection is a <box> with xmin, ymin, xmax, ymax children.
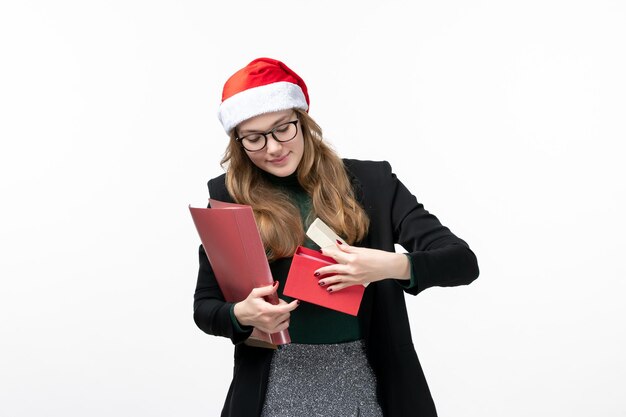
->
<box><xmin>193</xmin><ymin>159</ymin><xmax>479</xmax><ymax>417</ymax></box>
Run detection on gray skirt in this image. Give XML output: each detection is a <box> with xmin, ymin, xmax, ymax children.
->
<box><xmin>260</xmin><ymin>340</ymin><xmax>383</xmax><ymax>417</ymax></box>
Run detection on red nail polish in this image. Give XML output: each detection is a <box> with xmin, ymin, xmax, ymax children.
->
<box><xmin>273</xmin><ymin>281</ymin><xmax>278</xmax><ymax>286</ymax></box>
<box><xmin>314</xmin><ymin>272</ymin><xmax>320</xmax><ymax>277</ymax></box>
<box><xmin>296</xmin><ymin>300</ymin><xmax>300</xmax><ymax>305</ymax></box>
<box><xmin>318</xmin><ymin>281</ymin><xmax>325</xmax><ymax>286</ymax></box>
<box><xmin>327</xmin><ymin>287</ymin><xmax>333</xmax><ymax>292</ymax></box>
<box><xmin>336</xmin><ymin>239</ymin><xmax>343</xmax><ymax>245</ymax></box>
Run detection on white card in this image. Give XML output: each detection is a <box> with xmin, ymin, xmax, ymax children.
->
<box><xmin>306</xmin><ymin>218</ymin><xmax>368</xmax><ymax>287</ymax></box>
<box><xmin>306</xmin><ymin>218</ymin><xmax>347</xmax><ymax>249</ymax></box>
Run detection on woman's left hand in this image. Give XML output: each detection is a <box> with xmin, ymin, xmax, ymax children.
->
<box><xmin>314</xmin><ymin>241</ymin><xmax>411</xmax><ymax>293</ymax></box>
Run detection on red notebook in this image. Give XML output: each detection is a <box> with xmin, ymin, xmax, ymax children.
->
<box><xmin>189</xmin><ymin>199</ymin><xmax>290</xmax><ymax>347</ymax></box>
<box><xmin>283</xmin><ymin>246</ymin><xmax>365</xmax><ymax>316</ymax></box>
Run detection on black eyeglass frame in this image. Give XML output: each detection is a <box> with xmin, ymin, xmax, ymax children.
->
<box><xmin>235</xmin><ymin>120</ymin><xmax>300</xmax><ymax>152</ymax></box>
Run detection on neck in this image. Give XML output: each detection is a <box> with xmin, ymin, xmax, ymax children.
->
<box><xmin>261</xmin><ymin>169</ymin><xmax>301</xmax><ymax>188</ymax></box>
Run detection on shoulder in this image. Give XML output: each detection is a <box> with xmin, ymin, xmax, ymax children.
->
<box><xmin>341</xmin><ymin>159</ymin><xmax>400</xmax><ymax>209</ymax></box>
<box><xmin>342</xmin><ymin>158</ymin><xmax>394</xmax><ymax>185</ymax></box>
<box><xmin>207</xmin><ymin>173</ymin><xmax>232</xmax><ymax>202</ymax></box>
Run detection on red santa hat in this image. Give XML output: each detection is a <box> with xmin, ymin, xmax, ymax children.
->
<box><xmin>218</xmin><ymin>58</ymin><xmax>309</xmax><ymax>133</ymax></box>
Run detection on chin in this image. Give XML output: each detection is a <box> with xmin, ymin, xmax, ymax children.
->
<box><xmin>267</xmin><ymin>165</ymin><xmax>297</xmax><ymax>177</ymax></box>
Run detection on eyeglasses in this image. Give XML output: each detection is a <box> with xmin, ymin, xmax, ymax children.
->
<box><xmin>235</xmin><ymin>120</ymin><xmax>299</xmax><ymax>152</ymax></box>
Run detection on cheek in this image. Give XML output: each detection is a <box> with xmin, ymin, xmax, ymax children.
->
<box><xmin>293</xmin><ymin>136</ymin><xmax>305</xmax><ymax>156</ymax></box>
<box><xmin>245</xmin><ymin>152</ymin><xmax>264</xmax><ymax>167</ymax></box>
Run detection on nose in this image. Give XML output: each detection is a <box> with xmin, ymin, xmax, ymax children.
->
<box><xmin>265</xmin><ymin>134</ymin><xmax>283</xmax><ymax>154</ymax></box>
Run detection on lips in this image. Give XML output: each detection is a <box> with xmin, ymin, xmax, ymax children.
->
<box><xmin>268</xmin><ymin>153</ymin><xmax>289</xmax><ymax>164</ymax></box>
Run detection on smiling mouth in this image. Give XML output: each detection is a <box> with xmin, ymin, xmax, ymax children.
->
<box><xmin>268</xmin><ymin>154</ymin><xmax>289</xmax><ymax>163</ymax></box>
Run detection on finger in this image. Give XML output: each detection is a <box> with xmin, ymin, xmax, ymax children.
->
<box><xmin>274</xmin><ymin>299</ymin><xmax>299</xmax><ymax>314</ymax></box>
<box><xmin>265</xmin><ymin>316</ymin><xmax>291</xmax><ymax>333</ymax></box>
<box><xmin>335</xmin><ymin>239</ymin><xmax>354</xmax><ymax>252</ymax></box>
<box><xmin>314</xmin><ymin>264</ymin><xmax>350</xmax><ymax>278</ymax></box>
<box><xmin>273</xmin><ymin>318</ymin><xmax>290</xmax><ymax>333</ymax></box>
<box><xmin>320</xmin><ymin>245</ymin><xmax>351</xmax><ymax>263</ymax></box>
<box><xmin>322</xmin><ymin>249</ymin><xmax>353</xmax><ymax>266</ymax></box>
<box><xmin>250</xmin><ymin>281</ymin><xmax>279</xmax><ymax>298</ymax></box>
<box><xmin>318</xmin><ymin>274</ymin><xmax>353</xmax><ymax>287</ymax></box>
<box><xmin>331</xmin><ymin>239</ymin><xmax>359</xmax><ymax>254</ymax></box>
<box><xmin>275</xmin><ymin>312</ymin><xmax>291</xmax><ymax>324</ymax></box>
<box><xmin>326</xmin><ymin>281</ymin><xmax>358</xmax><ymax>293</ymax></box>
<box><xmin>320</xmin><ymin>245</ymin><xmax>339</xmax><ymax>258</ymax></box>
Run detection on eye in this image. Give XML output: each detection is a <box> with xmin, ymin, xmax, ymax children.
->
<box><xmin>275</xmin><ymin>123</ymin><xmax>290</xmax><ymax>133</ymax></box>
<box><xmin>243</xmin><ymin>134</ymin><xmax>263</xmax><ymax>143</ymax></box>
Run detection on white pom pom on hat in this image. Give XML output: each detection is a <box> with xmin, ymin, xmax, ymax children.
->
<box><xmin>218</xmin><ymin>57</ymin><xmax>310</xmax><ymax>134</ymax></box>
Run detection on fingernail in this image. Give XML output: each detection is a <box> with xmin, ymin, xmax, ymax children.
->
<box><xmin>296</xmin><ymin>300</ymin><xmax>300</xmax><ymax>305</ymax></box>
<box><xmin>327</xmin><ymin>287</ymin><xmax>333</xmax><ymax>292</ymax></box>
<box><xmin>336</xmin><ymin>239</ymin><xmax>343</xmax><ymax>245</ymax></box>
<box><xmin>318</xmin><ymin>281</ymin><xmax>325</xmax><ymax>286</ymax></box>
<box><xmin>273</xmin><ymin>281</ymin><xmax>278</xmax><ymax>286</ymax></box>
<box><xmin>314</xmin><ymin>272</ymin><xmax>320</xmax><ymax>277</ymax></box>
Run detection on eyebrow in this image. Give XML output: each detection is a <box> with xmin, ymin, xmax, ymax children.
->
<box><xmin>238</xmin><ymin>113</ymin><xmax>294</xmax><ymax>135</ymax></box>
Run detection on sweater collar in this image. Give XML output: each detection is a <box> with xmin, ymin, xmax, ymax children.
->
<box><xmin>260</xmin><ymin>169</ymin><xmax>301</xmax><ymax>189</ymax></box>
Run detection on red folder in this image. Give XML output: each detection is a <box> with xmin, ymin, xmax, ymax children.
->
<box><xmin>283</xmin><ymin>246</ymin><xmax>365</xmax><ymax>316</ymax></box>
<box><xmin>189</xmin><ymin>199</ymin><xmax>290</xmax><ymax>347</ymax></box>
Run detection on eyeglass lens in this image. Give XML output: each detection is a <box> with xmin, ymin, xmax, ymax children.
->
<box><xmin>240</xmin><ymin>121</ymin><xmax>298</xmax><ymax>152</ymax></box>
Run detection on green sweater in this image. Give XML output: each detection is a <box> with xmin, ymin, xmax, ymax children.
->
<box><xmin>230</xmin><ymin>172</ymin><xmax>416</xmax><ymax>344</ymax></box>
<box><xmin>274</xmin><ymin>177</ymin><xmax>361</xmax><ymax>343</ymax></box>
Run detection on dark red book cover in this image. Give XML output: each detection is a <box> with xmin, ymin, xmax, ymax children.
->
<box><xmin>189</xmin><ymin>199</ymin><xmax>290</xmax><ymax>346</ymax></box>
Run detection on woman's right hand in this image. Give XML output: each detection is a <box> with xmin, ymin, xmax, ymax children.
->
<box><xmin>233</xmin><ymin>282</ymin><xmax>299</xmax><ymax>334</ymax></box>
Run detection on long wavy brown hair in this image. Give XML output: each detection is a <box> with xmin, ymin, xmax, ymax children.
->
<box><xmin>220</xmin><ymin>109</ymin><xmax>369</xmax><ymax>261</ymax></box>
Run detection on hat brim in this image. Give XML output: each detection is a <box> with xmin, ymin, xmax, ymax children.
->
<box><xmin>218</xmin><ymin>81</ymin><xmax>309</xmax><ymax>133</ymax></box>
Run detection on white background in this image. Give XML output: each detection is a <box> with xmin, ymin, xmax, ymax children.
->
<box><xmin>1</xmin><ymin>1</ymin><xmax>625</xmax><ymax>416</ymax></box>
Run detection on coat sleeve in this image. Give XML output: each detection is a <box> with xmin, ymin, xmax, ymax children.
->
<box><xmin>192</xmin><ymin>177</ymin><xmax>253</xmax><ymax>345</ymax></box>
<box><xmin>387</xmin><ymin>162</ymin><xmax>479</xmax><ymax>295</ymax></box>
<box><xmin>193</xmin><ymin>245</ymin><xmax>253</xmax><ymax>344</ymax></box>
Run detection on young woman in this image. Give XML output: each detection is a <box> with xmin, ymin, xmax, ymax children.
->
<box><xmin>193</xmin><ymin>57</ymin><xmax>479</xmax><ymax>417</ymax></box>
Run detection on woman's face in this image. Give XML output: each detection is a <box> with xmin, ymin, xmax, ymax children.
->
<box><xmin>236</xmin><ymin>109</ymin><xmax>304</xmax><ymax>177</ymax></box>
